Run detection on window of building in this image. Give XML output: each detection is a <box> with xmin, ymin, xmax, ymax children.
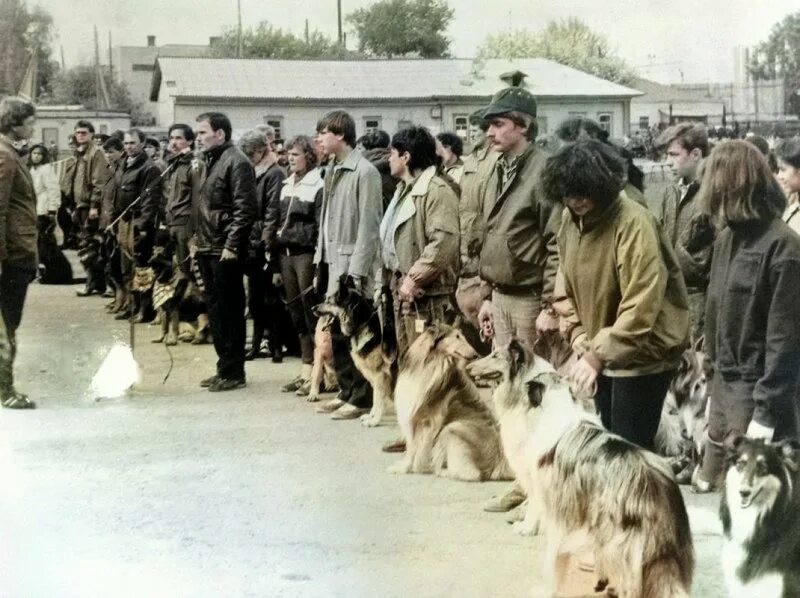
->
<box><xmin>568</xmin><ymin>111</ymin><xmax>587</xmax><ymax>118</ymax></box>
<box><xmin>99</xmin><ymin>124</ymin><xmax>108</xmax><ymax>134</ymax></box>
<box><xmin>537</xmin><ymin>116</ymin><xmax>548</xmax><ymax>136</ymax></box>
<box><xmin>264</xmin><ymin>116</ymin><xmax>283</xmax><ymax>140</ymax></box>
<box><xmin>638</xmin><ymin>116</ymin><xmax>650</xmax><ymax>130</ymax></box>
<box><xmin>363</xmin><ymin>117</ymin><xmax>382</xmax><ymax>133</ymax></box>
<box><xmin>132</xmin><ymin>64</ymin><xmax>155</xmax><ymax>72</ymax></box>
<box><xmin>397</xmin><ymin>119</ymin><xmax>413</xmax><ymax>131</ymax></box>
<box><xmin>597</xmin><ymin>113</ymin><xmax>613</xmax><ymax>134</ymax></box>
<box><xmin>41</xmin><ymin>127</ymin><xmax>58</xmax><ymax>148</ymax></box>
<box><xmin>453</xmin><ymin>115</ymin><xmax>469</xmax><ymax>138</ymax></box>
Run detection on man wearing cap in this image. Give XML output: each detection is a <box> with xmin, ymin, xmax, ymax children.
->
<box><xmin>476</xmin><ymin>87</ymin><xmax>561</xmax><ymax>353</ymax></box>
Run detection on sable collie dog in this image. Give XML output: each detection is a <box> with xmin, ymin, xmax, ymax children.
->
<box><xmin>387</xmin><ymin>324</ymin><xmax>512</xmax><ymax>482</ymax></box>
<box><xmin>315</xmin><ymin>276</ymin><xmax>397</xmax><ymax>427</ymax></box>
<box><xmin>305</xmin><ymin>314</ymin><xmax>338</xmax><ymax>402</ymax></box>
<box><xmin>720</xmin><ymin>435</ymin><xmax>800</xmax><ymax>598</ymax></box>
<box><xmin>655</xmin><ymin>341</ymin><xmax>711</xmax><ymax>481</ymax></box>
<box><xmin>471</xmin><ymin>340</ymin><xmax>694</xmax><ymax>597</ymax></box>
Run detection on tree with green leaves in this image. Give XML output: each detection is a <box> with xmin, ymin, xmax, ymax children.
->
<box><xmin>346</xmin><ymin>0</ymin><xmax>454</xmax><ymax>58</ymax></box>
<box><xmin>211</xmin><ymin>21</ymin><xmax>342</xmax><ymax>59</ymax></box>
<box><xmin>749</xmin><ymin>10</ymin><xmax>800</xmax><ymax>117</ymax></box>
<box><xmin>50</xmin><ymin>66</ymin><xmax>153</xmax><ymax>125</ymax></box>
<box><xmin>0</xmin><ymin>0</ymin><xmax>58</xmax><ymax>98</ymax></box>
<box><xmin>477</xmin><ymin>18</ymin><xmax>635</xmax><ymax>85</ymax></box>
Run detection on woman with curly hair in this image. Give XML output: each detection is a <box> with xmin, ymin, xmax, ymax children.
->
<box><xmin>542</xmin><ymin>139</ymin><xmax>690</xmax><ymax>450</ymax></box>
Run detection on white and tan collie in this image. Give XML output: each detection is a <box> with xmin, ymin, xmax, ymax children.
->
<box><xmin>470</xmin><ymin>340</ymin><xmax>694</xmax><ymax>597</ymax></box>
<box><xmin>721</xmin><ymin>434</ymin><xmax>800</xmax><ymax>598</ymax></box>
<box><xmin>388</xmin><ymin>324</ymin><xmax>512</xmax><ymax>482</ymax></box>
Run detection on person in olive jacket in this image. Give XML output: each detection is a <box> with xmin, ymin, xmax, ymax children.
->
<box><xmin>695</xmin><ymin>140</ymin><xmax>800</xmax><ymax>491</ymax></box>
<box><xmin>379</xmin><ymin>126</ymin><xmax>460</xmax><ymax>359</ymax></box>
<box><xmin>192</xmin><ymin>112</ymin><xmax>258</xmax><ymax>393</ymax></box>
<box><xmin>542</xmin><ymin>139</ymin><xmax>691</xmax><ymax>450</ymax></box>
<box><xmin>0</xmin><ymin>97</ymin><xmax>38</xmax><ymax>409</ymax></box>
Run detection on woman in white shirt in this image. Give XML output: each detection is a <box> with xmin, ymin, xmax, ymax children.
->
<box><xmin>776</xmin><ymin>138</ymin><xmax>800</xmax><ymax>235</ymax></box>
<box><xmin>27</xmin><ymin>143</ymin><xmax>61</xmax><ymax>225</ymax></box>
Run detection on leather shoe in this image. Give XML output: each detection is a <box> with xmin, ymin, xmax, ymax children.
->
<box><xmin>208</xmin><ymin>377</ymin><xmax>246</xmax><ymax>392</ymax></box>
<box><xmin>483</xmin><ymin>484</ymin><xmax>527</xmax><ymax>512</ymax></box>
<box><xmin>331</xmin><ymin>403</ymin><xmax>368</xmax><ymax>420</ymax></box>
<box><xmin>315</xmin><ymin>397</ymin><xmax>345</xmax><ymax>413</ymax></box>
<box><xmin>200</xmin><ymin>375</ymin><xmax>220</xmax><ymax>388</ymax></box>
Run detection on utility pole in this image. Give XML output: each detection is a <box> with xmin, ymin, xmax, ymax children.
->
<box><xmin>305</xmin><ymin>19</ymin><xmax>309</xmax><ymax>43</ymax></box>
<box><xmin>337</xmin><ymin>0</ymin><xmax>343</xmax><ymax>48</ymax></box>
<box><xmin>108</xmin><ymin>31</ymin><xmax>113</xmax><ymax>78</ymax></box>
<box><xmin>60</xmin><ymin>45</ymin><xmax>65</xmax><ymax>70</ymax></box>
<box><xmin>237</xmin><ymin>0</ymin><xmax>243</xmax><ymax>58</ymax></box>
<box><xmin>94</xmin><ymin>26</ymin><xmax>110</xmax><ymax>109</ymax></box>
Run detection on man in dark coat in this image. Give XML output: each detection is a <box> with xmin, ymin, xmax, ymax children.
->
<box><xmin>192</xmin><ymin>112</ymin><xmax>258</xmax><ymax>392</ymax></box>
<box><xmin>0</xmin><ymin>97</ymin><xmax>38</xmax><ymax>409</ymax></box>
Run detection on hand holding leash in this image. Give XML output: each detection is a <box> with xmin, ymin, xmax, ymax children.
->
<box><xmin>569</xmin><ymin>356</ymin><xmax>600</xmax><ymax>397</ymax></box>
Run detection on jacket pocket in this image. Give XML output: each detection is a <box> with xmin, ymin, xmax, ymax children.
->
<box><xmin>727</xmin><ymin>252</ymin><xmax>762</xmax><ymax>295</ymax></box>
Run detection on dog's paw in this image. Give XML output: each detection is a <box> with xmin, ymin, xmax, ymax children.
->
<box><xmin>360</xmin><ymin>412</ymin><xmax>382</xmax><ymax>427</ymax></box>
<box><xmin>386</xmin><ymin>460</ymin><xmax>410</xmax><ymax>475</ymax></box>
<box><xmin>165</xmin><ymin>334</ymin><xmax>178</xmax><ymax>346</ymax></box>
<box><xmin>306</xmin><ymin>394</ymin><xmax>320</xmax><ymax>403</ymax></box>
<box><xmin>511</xmin><ymin>518</ymin><xmax>539</xmax><ymax>536</ymax></box>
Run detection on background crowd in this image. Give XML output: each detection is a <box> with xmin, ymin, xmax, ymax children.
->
<box><xmin>1</xmin><ymin>90</ymin><xmax>800</xmax><ymax>496</ymax></box>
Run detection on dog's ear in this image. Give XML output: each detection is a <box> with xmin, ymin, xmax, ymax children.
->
<box><xmin>525</xmin><ymin>378</ymin><xmax>545</xmax><ymax>408</ymax></box>
<box><xmin>723</xmin><ymin>430</ymin><xmax>746</xmax><ymax>457</ymax></box>
<box><xmin>693</xmin><ymin>335</ymin><xmax>705</xmax><ymax>354</ymax></box>
<box><xmin>776</xmin><ymin>439</ymin><xmax>800</xmax><ymax>472</ymax></box>
<box><xmin>507</xmin><ymin>339</ymin><xmax>528</xmax><ymax>379</ymax></box>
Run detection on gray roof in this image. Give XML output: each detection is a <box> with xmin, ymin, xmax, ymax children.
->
<box><xmin>150</xmin><ymin>57</ymin><xmax>642</xmax><ymax>102</ymax></box>
<box><xmin>630</xmin><ymin>77</ymin><xmax>724</xmax><ymax>104</ymax></box>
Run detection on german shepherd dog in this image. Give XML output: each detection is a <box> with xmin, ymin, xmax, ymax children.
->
<box><xmin>315</xmin><ymin>276</ymin><xmax>397</xmax><ymax>427</ymax></box>
<box><xmin>470</xmin><ymin>340</ymin><xmax>694</xmax><ymax>598</ymax></box>
<box><xmin>388</xmin><ymin>324</ymin><xmax>513</xmax><ymax>482</ymax></box>
<box><xmin>77</xmin><ymin>233</ymin><xmax>107</xmax><ymax>294</ymax></box>
<box><xmin>148</xmin><ymin>230</ymin><xmax>188</xmax><ymax>346</ymax></box>
<box><xmin>655</xmin><ymin>340</ymin><xmax>711</xmax><ymax>483</ymax></box>
<box><xmin>720</xmin><ymin>434</ymin><xmax>800</xmax><ymax>598</ymax></box>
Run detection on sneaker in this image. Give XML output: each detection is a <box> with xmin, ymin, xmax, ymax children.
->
<box><xmin>282</xmin><ymin>376</ymin><xmax>304</xmax><ymax>393</ymax></box>
<box><xmin>315</xmin><ymin>397</ymin><xmax>345</xmax><ymax>414</ymax></box>
<box><xmin>200</xmin><ymin>375</ymin><xmax>220</xmax><ymax>388</ymax></box>
<box><xmin>483</xmin><ymin>484</ymin><xmax>526</xmax><ymax>512</ymax></box>
<box><xmin>208</xmin><ymin>377</ymin><xmax>246</xmax><ymax>392</ymax></box>
<box><xmin>331</xmin><ymin>403</ymin><xmax>368</xmax><ymax>420</ymax></box>
<box><xmin>2</xmin><ymin>391</ymin><xmax>36</xmax><ymax>409</ymax></box>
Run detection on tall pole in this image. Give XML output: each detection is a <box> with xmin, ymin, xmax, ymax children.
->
<box><xmin>337</xmin><ymin>0</ymin><xmax>343</xmax><ymax>48</ymax></box>
<box><xmin>237</xmin><ymin>0</ymin><xmax>243</xmax><ymax>58</ymax></box>
<box><xmin>108</xmin><ymin>31</ymin><xmax>113</xmax><ymax>78</ymax></box>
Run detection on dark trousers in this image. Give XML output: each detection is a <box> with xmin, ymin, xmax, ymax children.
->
<box><xmin>331</xmin><ymin>327</ymin><xmax>373</xmax><ymax>409</ymax></box>
<box><xmin>279</xmin><ymin>251</ymin><xmax>315</xmax><ymax>364</ymax></box>
<box><xmin>197</xmin><ymin>254</ymin><xmax>246</xmax><ymax>380</ymax></box>
<box><xmin>169</xmin><ymin>225</ymin><xmax>191</xmax><ymax>278</ymax></box>
<box><xmin>594</xmin><ymin>371</ymin><xmax>673</xmax><ymax>451</ymax></box>
<box><xmin>0</xmin><ymin>264</ymin><xmax>35</xmax><ymax>395</ymax></box>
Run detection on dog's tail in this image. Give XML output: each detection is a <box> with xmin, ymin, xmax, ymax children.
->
<box><xmin>641</xmin><ymin>555</ymin><xmax>692</xmax><ymax>598</ymax></box>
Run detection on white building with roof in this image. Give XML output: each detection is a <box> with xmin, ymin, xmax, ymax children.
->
<box><xmin>149</xmin><ymin>57</ymin><xmax>642</xmax><ymax>140</ymax></box>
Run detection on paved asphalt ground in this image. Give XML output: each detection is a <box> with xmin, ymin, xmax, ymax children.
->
<box><xmin>1</xmin><ymin>271</ymin><xmax>726</xmax><ymax>597</ymax></box>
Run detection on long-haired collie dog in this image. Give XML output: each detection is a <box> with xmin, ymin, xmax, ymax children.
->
<box><xmin>387</xmin><ymin>324</ymin><xmax>513</xmax><ymax>482</ymax></box>
<box><xmin>655</xmin><ymin>340</ymin><xmax>711</xmax><ymax>482</ymax></box>
<box><xmin>315</xmin><ymin>276</ymin><xmax>397</xmax><ymax>427</ymax></box>
<box><xmin>471</xmin><ymin>340</ymin><xmax>694</xmax><ymax>597</ymax></box>
<box><xmin>721</xmin><ymin>434</ymin><xmax>800</xmax><ymax>598</ymax></box>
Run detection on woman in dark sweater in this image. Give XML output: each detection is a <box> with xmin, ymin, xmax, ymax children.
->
<box><xmin>695</xmin><ymin>140</ymin><xmax>800</xmax><ymax>491</ymax></box>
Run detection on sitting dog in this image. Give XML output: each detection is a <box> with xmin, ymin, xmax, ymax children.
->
<box><xmin>387</xmin><ymin>324</ymin><xmax>513</xmax><ymax>482</ymax></box>
<box><xmin>148</xmin><ymin>230</ymin><xmax>188</xmax><ymax>346</ymax></box>
<box><xmin>655</xmin><ymin>340</ymin><xmax>711</xmax><ymax>483</ymax></box>
<box><xmin>77</xmin><ymin>234</ymin><xmax>106</xmax><ymax>294</ymax></box>
<box><xmin>37</xmin><ymin>217</ymin><xmax>73</xmax><ymax>284</ymax></box>
<box><xmin>721</xmin><ymin>434</ymin><xmax>800</xmax><ymax>598</ymax></box>
<box><xmin>471</xmin><ymin>340</ymin><xmax>694</xmax><ymax>597</ymax></box>
<box><xmin>315</xmin><ymin>276</ymin><xmax>397</xmax><ymax>427</ymax></box>
<box><xmin>304</xmin><ymin>314</ymin><xmax>338</xmax><ymax>402</ymax></box>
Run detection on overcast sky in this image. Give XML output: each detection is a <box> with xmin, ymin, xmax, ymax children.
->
<box><xmin>34</xmin><ymin>0</ymin><xmax>798</xmax><ymax>84</ymax></box>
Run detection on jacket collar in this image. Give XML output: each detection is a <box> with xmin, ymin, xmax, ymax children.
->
<box><xmin>0</xmin><ymin>133</ymin><xmax>28</xmax><ymax>156</ymax></box>
<box><xmin>333</xmin><ymin>148</ymin><xmax>361</xmax><ymax>172</ymax></box>
<box><xmin>124</xmin><ymin>150</ymin><xmax>148</xmax><ymax>171</ymax></box>
<box><xmin>408</xmin><ymin>166</ymin><xmax>436</xmax><ymax>197</ymax></box>
<box><xmin>168</xmin><ymin>150</ymin><xmax>194</xmax><ymax>166</ymax></box>
<box><xmin>570</xmin><ymin>195</ymin><xmax>622</xmax><ymax>233</ymax></box>
<box><xmin>285</xmin><ymin>168</ymin><xmax>322</xmax><ymax>187</ymax></box>
<box><xmin>204</xmin><ymin>140</ymin><xmax>232</xmax><ymax>168</ymax></box>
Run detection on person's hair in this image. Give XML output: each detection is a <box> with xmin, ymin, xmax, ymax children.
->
<box><xmin>656</xmin><ymin>122</ymin><xmax>709</xmax><ymax>157</ymax></box>
<box><xmin>196</xmin><ymin>111</ymin><xmax>232</xmax><ymax>142</ymax></box>
<box><xmin>436</xmin><ymin>131</ymin><xmax>463</xmax><ymax>158</ymax></box>
<box><xmin>0</xmin><ymin>96</ymin><xmax>35</xmax><ymax>134</ymax></box>
<box><xmin>237</xmin><ymin>129</ymin><xmax>269</xmax><ymax>158</ymax></box>
<box><xmin>746</xmin><ymin>135</ymin><xmax>770</xmax><ymax>156</ymax></box>
<box><xmin>94</xmin><ymin>133</ymin><xmax>109</xmax><ymax>143</ymax></box>
<box><xmin>126</xmin><ymin>128</ymin><xmax>146</xmax><ymax>143</ymax></box>
<box><xmin>775</xmin><ymin>138</ymin><xmax>800</xmax><ymax>169</ymax></box>
<box><xmin>390</xmin><ymin>126</ymin><xmax>438</xmax><ymax>173</ymax></box>
<box><xmin>501</xmin><ymin>110</ymin><xmax>538</xmax><ymax>141</ymax></box>
<box><xmin>110</xmin><ymin>129</ymin><xmax>125</xmax><ymax>140</ymax></box>
<box><xmin>255</xmin><ymin>124</ymin><xmax>276</xmax><ymax>141</ymax></box>
<box><xmin>144</xmin><ymin>137</ymin><xmax>160</xmax><ymax>149</ymax></box>
<box><xmin>541</xmin><ymin>139</ymin><xmax>626</xmax><ymax>211</ymax></box>
<box><xmin>168</xmin><ymin>123</ymin><xmax>195</xmax><ymax>143</ymax></box>
<box><xmin>699</xmin><ymin>140</ymin><xmax>786</xmax><ymax>226</ymax></box>
<box><xmin>555</xmin><ymin>117</ymin><xmax>609</xmax><ymax>143</ymax></box>
<box><xmin>358</xmin><ymin>129</ymin><xmax>390</xmax><ymax>151</ymax></box>
<box><xmin>67</xmin><ymin>134</ymin><xmax>77</xmax><ymax>146</ymax></box>
<box><xmin>102</xmin><ymin>137</ymin><xmax>124</xmax><ymax>152</ymax></box>
<box><xmin>316</xmin><ymin>110</ymin><xmax>356</xmax><ymax>148</ymax></box>
<box><xmin>287</xmin><ymin>135</ymin><xmax>318</xmax><ymax>170</ymax></box>
<box><xmin>26</xmin><ymin>143</ymin><xmax>50</xmax><ymax>167</ymax></box>
<box><xmin>74</xmin><ymin>119</ymin><xmax>95</xmax><ymax>133</ymax></box>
